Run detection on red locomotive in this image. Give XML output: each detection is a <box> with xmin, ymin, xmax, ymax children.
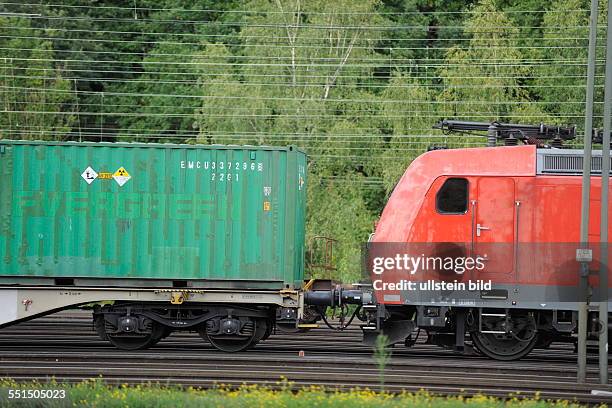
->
<box><xmin>360</xmin><ymin>120</ymin><xmax>611</xmax><ymax>360</ymax></box>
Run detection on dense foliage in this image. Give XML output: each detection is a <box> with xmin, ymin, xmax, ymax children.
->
<box><xmin>0</xmin><ymin>0</ymin><xmax>599</xmax><ymax>281</ymax></box>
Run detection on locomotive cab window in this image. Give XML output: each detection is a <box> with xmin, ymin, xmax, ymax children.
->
<box><xmin>436</xmin><ymin>178</ymin><xmax>468</xmax><ymax>214</ymax></box>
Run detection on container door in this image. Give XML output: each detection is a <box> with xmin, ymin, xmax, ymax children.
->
<box><xmin>474</xmin><ymin>177</ymin><xmax>515</xmax><ymax>275</ymax></box>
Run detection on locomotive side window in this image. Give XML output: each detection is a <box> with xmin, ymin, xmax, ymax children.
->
<box><xmin>436</xmin><ymin>178</ymin><xmax>468</xmax><ymax>214</ymax></box>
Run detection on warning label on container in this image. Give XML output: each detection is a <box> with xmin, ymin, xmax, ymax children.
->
<box><xmin>98</xmin><ymin>172</ymin><xmax>113</xmax><ymax>179</ymax></box>
<box><xmin>81</xmin><ymin>166</ymin><xmax>98</xmax><ymax>184</ymax></box>
<box><xmin>112</xmin><ymin>167</ymin><xmax>131</xmax><ymax>187</ymax></box>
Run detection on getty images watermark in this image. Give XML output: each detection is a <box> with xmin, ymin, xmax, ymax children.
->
<box><xmin>369</xmin><ymin>252</ymin><xmax>492</xmax><ymax>291</ymax></box>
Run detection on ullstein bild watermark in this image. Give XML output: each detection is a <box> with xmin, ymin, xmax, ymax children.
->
<box><xmin>370</xmin><ymin>254</ymin><xmax>492</xmax><ymax>292</ymax></box>
<box><xmin>372</xmin><ymin>279</ymin><xmax>493</xmax><ymax>291</ymax></box>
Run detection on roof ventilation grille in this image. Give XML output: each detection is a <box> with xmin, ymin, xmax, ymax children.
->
<box><xmin>537</xmin><ymin>151</ymin><xmax>610</xmax><ymax>174</ymax></box>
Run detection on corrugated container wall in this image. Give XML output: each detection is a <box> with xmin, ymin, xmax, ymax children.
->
<box><xmin>0</xmin><ymin>141</ymin><xmax>307</xmax><ymax>289</ymax></box>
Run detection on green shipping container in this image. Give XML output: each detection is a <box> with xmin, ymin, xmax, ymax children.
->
<box><xmin>0</xmin><ymin>141</ymin><xmax>307</xmax><ymax>289</ymax></box>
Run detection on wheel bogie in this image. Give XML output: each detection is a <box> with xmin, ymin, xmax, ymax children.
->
<box><xmin>93</xmin><ymin>302</ymin><xmax>277</xmax><ymax>352</ymax></box>
<box><xmin>94</xmin><ymin>311</ymin><xmax>166</xmax><ymax>351</ymax></box>
<box><xmin>198</xmin><ymin>316</ymin><xmax>272</xmax><ymax>352</ymax></box>
<box><xmin>367</xmin><ymin>306</ymin><xmax>609</xmax><ymax>361</ymax></box>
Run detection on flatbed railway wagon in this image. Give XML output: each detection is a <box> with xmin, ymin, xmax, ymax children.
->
<box><xmin>0</xmin><ymin>140</ymin><xmax>312</xmax><ymax>352</ymax></box>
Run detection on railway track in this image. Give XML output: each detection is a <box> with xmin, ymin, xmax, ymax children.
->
<box><xmin>1</xmin><ymin>311</ymin><xmax>612</xmax><ymax>404</ymax></box>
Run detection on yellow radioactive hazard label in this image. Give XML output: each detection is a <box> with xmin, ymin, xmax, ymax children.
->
<box><xmin>114</xmin><ymin>167</ymin><xmax>130</xmax><ymax>178</ymax></box>
<box><xmin>112</xmin><ymin>167</ymin><xmax>131</xmax><ymax>187</ymax></box>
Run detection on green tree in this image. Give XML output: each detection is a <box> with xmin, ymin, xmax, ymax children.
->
<box><xmin>109</xmin><ymin>42</ymin><xmax>203</xmax><ymax>142</ymax></box>
<box><xmin>104</xmin><ymin>0</ymin><xmax>240</xmax><ymax>142</ymax></box>
<box><xmin>437</xmin><ymin>0</ymin><xmax>544</xmax><ymax>122</ymax></box>
<box><xmin>534</xmin><ymin>0</ymin><xmax>589</xmax><ymax>125</ymax></box>
<box><xmin>306</xmin><ymin>173</ymin><xmax>375</xmax><ymax>282</ymax></box>
<box><xmin>379</xmin><ymin>72</ymin><xmax>437</xmax><ymax>192</ymax></box>
<box><xmin>0</xmin><ymin>17</ymin><xmax>75</xmax><ymax>140</ymax></box>
<box><xmin>378</xmin><ymin>0</ymin><xmax>475</xmax><ymax>67</ymax></box>
<box><xmin>197</xmin><ymin>0</ymin><xmax>385</xmax><ymax>144</ymax></box>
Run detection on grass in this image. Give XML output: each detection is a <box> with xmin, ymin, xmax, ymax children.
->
<box><xmin>0</xmin><ymin>378</ymin><xmax>597</xmax><ymax>408</ymax></box>
<box><xmin>373</xmin><ymin>334</ymin><xmax>392</xmax><ymax>391</ymax></box>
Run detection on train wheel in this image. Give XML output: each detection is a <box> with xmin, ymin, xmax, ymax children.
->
<box><xmin>95</xmin><ymin>314</ymin><xmax>166</xmax><ymax>351</ymax></box>
<box><xmin>107</xmin><ymin>333</ymin><xmax>159</xmax><ymax>350</ymax></box>
<box><xmin>203</xmin><ymin>332</ymin><xmax>255</xmax><ymax>352</ymax></box>
<box><xmin>106</xmin><ymin>324</ymin><xmax>165</xmax><ymax>351</ymax></box>
<box><xmin>254</xmin><ymin>319</ymin><xmax>271</xmax><ymax>343</ymax></box>
<box><xmin>246</xmin><ymin>319</ymin><xmax>271</xmax><ymax>349</ymax></box>
<box><xmin>535</xmin><ymin>332</ymin><xmax>554</xmax><ymax>349</ymax></box>
<box><xmin>471</xmin><ymin>314</ymin><xmax>538</xmax><ymax>361</ymax></box>
<box><xmin>199</xmin><ymin>317</ymin><xmax>259</xmax><ymax>352</ymax></box>
<box><xmin>261</xmin><ymin>319</ymin><xmax>274</xmax><ymax>341</ymax></box>
<box><xmin>94</xmin><ymin>315</ymin><xmax>108</xmax><ymax>341</ymax></box>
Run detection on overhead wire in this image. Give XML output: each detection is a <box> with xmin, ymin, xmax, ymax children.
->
<box><xmin>0</xmin><ymin>2</ymin><xmax>592</xmax><ymax>15</ymax></box>
<box><xmin>0</xmin><ymin>12</ymin><xmax>598</xmax><ymax>30</ymax></box>
<box><xmin>0</xmin><ymin>3</ymin><xmax>600</xmax><ymax>169</ymax></box>
<box><xmin>0</xmin><ymin>24</ymin><xmax>595</xmax><ymax>43</ymax></box>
